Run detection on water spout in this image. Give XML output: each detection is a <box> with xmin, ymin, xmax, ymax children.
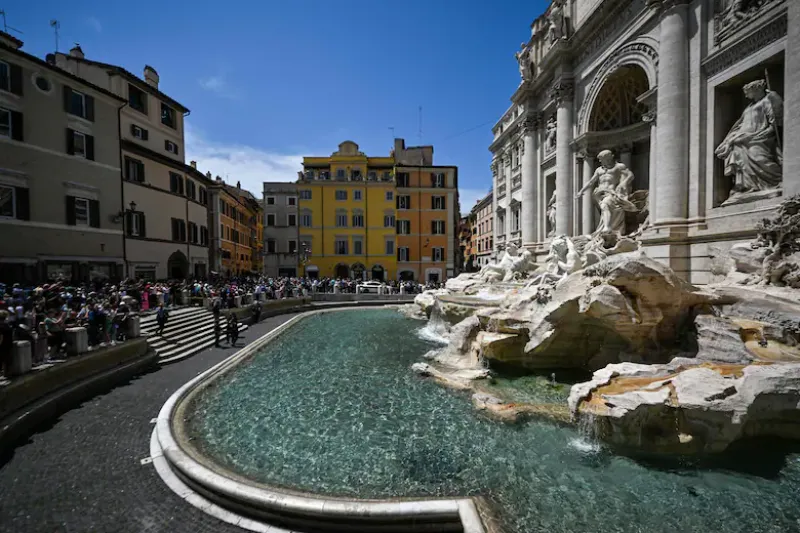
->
<box><xmin>417</xmin><ymin>298</ymin><xmax>450</xmax><ymax>345</ymax></box>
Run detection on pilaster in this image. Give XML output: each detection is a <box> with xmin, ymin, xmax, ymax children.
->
<box><xmin>784</xmin><ymin>0</ymin><xmax>800</xmax><ymax>197</ymax></box>
<box><xmin>551</xmin><ymin>79</ymin><xmax>575</xmax><ymax>236</ymax></box>
<box><xmin>521</xmin><ymin>113</ymin><xmax>541</xmax><ymax>247</ymax></box>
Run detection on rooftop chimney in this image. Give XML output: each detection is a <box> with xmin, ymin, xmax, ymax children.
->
<box><xmin>236</xmin><ymin>181</ymin><xmax>241</xmax><ymax>189</ymax></box>
<box><xmin>69</xmin><ymin>44</ymin><xmax>84</xmax><ymax>59</ymax></box>
<box><xmin>190</xmin><ymin>161</ymin><xmax>197</xmax><ymax>169</ymax></box>
<box><xmin>144</xmin><ymin>65</ymin><xmax>159</xmax><ymax>89</ymax></box>
<box><xmin>0</xmin><ymin>31</ymin><xmax>23</xmax><ymax>50</ymax></box>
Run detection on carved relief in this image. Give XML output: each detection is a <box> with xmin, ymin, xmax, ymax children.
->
<box><xmin>703</xmin><ymin>14</ymin><xmax>787</xmax><ymax>77</ymax></box>
<box><xmin>713</xmin><ymin>0</ymin><xmax>782</xmax><ymax>46</ymax></box>
<box><xmin>545</xmin><ymin>116</ymin><xmax>558</xmax><ymax>154</ymax></box>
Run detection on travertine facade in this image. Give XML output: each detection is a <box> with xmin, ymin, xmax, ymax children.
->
<box><xmin>491</xmin><ymin>0</ymin><xmax>797</xmax><ymax>284</ymax></box>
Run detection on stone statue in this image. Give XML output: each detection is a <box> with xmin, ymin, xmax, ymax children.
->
<box><xmin>546</xmin><ymin>190</ymin><xmax>557</xmax><ymax>237</ymax></box>
<box><xmin>547</xmin><ymin>0</ymin><xmax>566</xmax><ymax>45</ymax></box>
<box><xmin>545</xmin><ymin>116</ymin><xmax>557</xmax><ymax>152</ymax></box>
<box><xmin>715</xmin><ymin>79</ymin><xmax>783</xmax><ymax>203</ymax></box>
<box><xmin>515</xmin><ymin>43</ymin><xmax>534</xmax><ymax>81</ymax></box>
<box><xmin>479</xmin><ymin>242</ymin><xmax>535</xmax><ymax>283</ymax></box>
<box><xmin>575</xmin><ymin>150</ymin><xmax>639</xmax><ymax>235</ymax></box>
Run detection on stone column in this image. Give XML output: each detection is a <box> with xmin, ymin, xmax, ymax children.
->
<box><xmin>552</xmin><ymin>80</ymin><xmax>575</xmax><ymax>235</ymax></box>
<box><xmin>653</xmin><ymin>0</ymin><xmax>689</xmax><ymax>224</ymax></box>
<box><xmin>520</xmin><ymin>114</ymin><xmax>540</xmax><ymax>246</ymax></box>
<box><xmin>644</xmin><ymin>111</ymin><xmax>658</xmax><ymax>223</ymax></box>
<box><xmin>581</xmin><ymin>155</ymin><xmax>595</xmax><ymax>234</ymax></box>
<box><xmin>784</xmin><ymin>0</ymin><xmax>800</xmax><ymax>196</ymax></box>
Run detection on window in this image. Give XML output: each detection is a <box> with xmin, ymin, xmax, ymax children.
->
<box><xmin>128</xmin><ymin>84</ymin><xmax>147</xmax><ymax>113</ymax></box>
<box><xmin>397</xmin><ymin>220</ymin><xmax>411</xmax><ymax>235</ymax></box>
<box><xmin>131</xmin><ymin>124</ymin><xmax>148</xmax><ymax>140</ymax></box>
<box><xmin>432</xmin><ymin>195</ymin><xmax>446</xmax><ymax>210</ymax></box>
<box><xmin>288</xmin><ymin>214</ymin><xmax>297</xmax><ymax>226</ymax></box>
<box><xmin>433</xmin><ymin>247</ymin><xmax>444</xmax><ymax>261</ymax></box>
<box><xmin>124</xmin><ymin>157</ymin><xmax>145</xmax><ymax>182</ymax></box>
<box><xmin>169</xmin><ymin>172</ymin><xmax>184</xmax><ymax>195</ymax></box>
<box><xmin>320</xmin><ymin>171</ymin><xmax>330</xmax><ymax>180</ymax></box>
<box><xmin>127</xmin><ymin>212</ymin><xmax>144</xmax><ymax>237</ymax></box>
<box><xmin>384</xmin><ymin>214</ymin><xmax>395</xmax><ymax>228</ymax></box>
<box><xmin>186</xmin><ymin>180</ymin><xmax>196</xmax><ymax>200</ymax></box>
<box><xmin>397</xmin><ymin>172</ymin><xmax>410</xmax><ymax>187</ymax></box>
<box><xmin>352</xmin><ymin>169</ymin><xmax>362</xmax><ymax>180</ymax></box>
<box><xmin>383</xmin><ymin>171</ymin><xmax>392</xmax><ymax>181</ymax></box>
<box><xmin>335</xmin><ymin>239</ymin><xmax>348</xmax><ymax>255</ymax></box>
<box><xmin>266</xmin><ymin>214</ymin><xmax>275</xmax><ymax>226</ymax></box>
<box><xmin>352</xmin><ymin>213</ymin><xmax>364</xmax><ymax>227</ymax></box>
<box><xmin>336</xmin><ymin>213</ymin><xmax>348</xmax><ymax>227</ymax></box>
<box><xmin>65</xmin><ymin>87</ymin><xmax>93</xmax><ymax>120</ymax></box>
<box><xmin>0</xmin><ymin>185</ymin><xmax>15</xmax><ymax>218</ymax></box>
<box><xmin>200</xmin><ymin>226</ymin><xmax>209</xmax><ymax>245</ymax></box>
<box><xmin>432</xmin><ymin>173</ymin><xmax>446</xmax><ymax>188</ymax></box>
<box><xmin>498</xmin><ymin>213</ymin><xmax>505</xmax><ymax>234</ymax></box>
<box><xmin>354</xmin><ymin>190</ymin><xmax>362</xmax><ymax>201</ymax></box>
<box><xmin>161</xmin><ymin>103</ymin><xmax>176</xmax><ymax>128</ymax></box>
<box><xmin>188</xmin><ymin>222</ymin><xmax>199</xmax><ymax>244</ymax></box>
<box><xmin>300</xmin><ymin>190</ymin><xmax>312</xmax><ymax>200</ymax></box>
<box><xmin>385</xmin><ymin>191</ymin><xmax>393</xmax><ymax>201</ymax></box>
<box><xmin>397</xmin><ymin>195</ymin><xmax>411</xmax><ymax>210</ymax></box>
<box><xmin>336</xmin><ymin>169</ymin><xmax>346</xmax><ymax>180</ymax></box>
<box><xmin>385</xmin><ymin>240</ymin><xmax>395</xmax><ymax>255</ymax></box>
<box><xmin>74</xmin><ymin>198</ymin><xmax>90</xmax><ymax>226</ymax></box>
<box><xmin>287</xmin><ymin>196</ymin><xmax>297</xmax><ymax>206</ymax></box>
<box><xmin>398</xmin><ymin>247</ymin><xmax>410</xmax><ymax>262</ymax></box>
<box><xmin>301</xmin><ymin>213</ymin><xmax>312</xmax><ymax>227</ymax></box>
<box><xmin>368</xmin><ymin>171</ymin><xmax>377</xmax><ymax>181</ymax></box>
<box><xmin>66</xmin><ymin>128</ymin><xmax>94</xmax><ymax>160</ymax></box>
<box><xmin>288</xmin><ymin>240</ymin><xmax>298</xmax><ymax>253</ymax></box>
<box><xmin>353</xmin><ymin>240</ymin><xmax>363</xmax><ymax>255</ymax></box>
<box><xmin>266</xmin><ymin>196</ymin><xmax>275</xmax><ymax>205</ymax></box>
<box><xmin>165</xmin><ymin>140</ymin><xmax>179</xmax><ymax>155</ymax></box>
<box><xmin>171</xmin><ymin>218</ymin><xmax>187</xmax><ymax>242</ymax></box>
<box><xmin>432</xmin><ymin>220</ymin><xmax>445</xmax><ymax>235</ymax></box>
<box><xmin>267</xmin><ymin>239</ymin><xmax>276</xmax><ymax>253</ymax></box>
<box><xmin>0</xmin><ymin>61</ymin><xmax>8</xmax><ymax>92</ymax></box>
<box><xmin>512</xmin><ymin>208</ymin><xmax>520</xmax><ymax>232</ymax></box>
<box><xmin>335</xmin><ymin>190</ymin><xmax>347</xmax><ymax>201</ymax></box>
<box><xmin>0</xmin><ymin>108</ymin><xmax>9</xmax><ymax>138</ymax></box>
<box><xmin>199</xmin><ymin>187</ymin><xmax>208</xmax><ymax>206</ymax></box>
<box><xmin>73</xmin><ymin>131</ymin><xmax>87</xmax><ymax>158</ymax></box>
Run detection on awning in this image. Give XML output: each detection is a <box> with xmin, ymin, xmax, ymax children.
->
<box><xmin>305</xmin><ymin>265</ymin><xmax>319</xmax><ymax>272</ymax></box>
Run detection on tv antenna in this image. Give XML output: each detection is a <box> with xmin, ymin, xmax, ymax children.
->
<box><xmin>388</xmin><ymin>126</ymin><xmax>395</xmax><ymax>147</ymax></box>
<box><xmin>50</xmin><ymin>19</ymin><xmax>60</xmax><ymax>52</ymax></box>
<box><xmin>418</xmin><ymin>106</ymin><xmax>423</xmax><ymax>142</ymax></box>
<box><xmin>0</xmin><ymin>10</ymin><xmax>23</xmax><ymax>36</ymax></box>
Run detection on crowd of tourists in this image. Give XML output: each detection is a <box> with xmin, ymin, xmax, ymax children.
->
<box><xmin>0</xmin><ymin>275</ymin><xmax>445</xmax><ymax>376</ymax></box>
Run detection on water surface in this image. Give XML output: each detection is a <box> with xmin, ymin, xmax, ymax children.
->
<box><xmin>187</xmin><ymin>309</ymin><xmax>800</xmax><ymax>533</ymax></box>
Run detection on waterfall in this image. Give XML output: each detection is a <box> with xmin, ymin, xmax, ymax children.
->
<box><xmin>417</xmin><ymin>298</ymin><xmax>450</xmax><ymax>345</ymax></box>
<box><xmin>570</xmin><ymin>412</ymin><xmax>602</xmax><ymax>454</ymax></box>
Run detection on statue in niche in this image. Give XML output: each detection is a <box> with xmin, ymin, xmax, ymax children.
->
<box><xmin>715</xmin><ymin>79</ymin><xmax>783</xmax><ymax>204</ymax></box>
<box><xmin>545</xmin><ymin>116</ymin><xmax>557</xmax><ymax>152</ymax></box>
<box><xmin>575</xmin><ymin>150</ymin><xmax>639</xmax><ymax>235</ymax></box>
<box><xmin>546</xmin><ymin>190</ymin><xmax>557</xmax><ymax>237</ymax></box>
<box><xmin>547</xmin><ymin>0</ymin><xmax>566</xmax><ymax>45</ymax></box>
<box><xmin>515</xmin><ymin>42</ymin><xmax>535</xmax><ymax>81</ymax></box>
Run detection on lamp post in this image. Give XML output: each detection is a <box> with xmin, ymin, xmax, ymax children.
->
<box><xmin>120</xmin><ymin>200</ymin><xmax>137</xmax><ymax>279</ymax></box>
<box><xmin>299</xmin><ymin>242</ymin><xmax>311</xmax><ymax>278</ymax></box>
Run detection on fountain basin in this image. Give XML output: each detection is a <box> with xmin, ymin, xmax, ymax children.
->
<box><xmin>155</xmin><ymin>308</ymin><xmax>800</xmax><ymax>533</ymax></box>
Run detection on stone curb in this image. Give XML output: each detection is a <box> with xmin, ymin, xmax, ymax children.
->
<box><xmin>153</xmin><ymin>307</ymin><xmax>486</xmax><ymax>533</ymax></box>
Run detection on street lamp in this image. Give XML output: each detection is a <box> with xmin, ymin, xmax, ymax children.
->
<box><xmin>299</xmin><ymin>242</ymin><xmax>311</xmax><ymax>277</ymax></box>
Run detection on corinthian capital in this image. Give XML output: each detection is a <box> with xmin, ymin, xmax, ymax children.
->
<box><xmin>549</xmin><ymin>80</ymin><xmax>574</xmax><ymax>105</ymax></box>
<box><xmin>521</xmin><ymin>112</ymin><xmax>543</xmax><ymax>135</ymax></box>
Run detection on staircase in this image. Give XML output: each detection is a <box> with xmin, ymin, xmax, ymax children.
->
<box><xmin>140</xmin><ymin>307</ymin><xmax>249</xmax><ymax>364</ymax></box>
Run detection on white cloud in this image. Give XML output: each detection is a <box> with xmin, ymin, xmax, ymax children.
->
<box><xmin>185</xmin><ymin>125</ymin><xmax>303</xmax><ymax>196</ymax></box>
<box><xmin>458</xmin><ymin>187</ymin><xmax>491</xmax><ymax>215</ymax></box>
<box><xmin>198</xmin><ymin>74</ymin><xmax>240</xmax><ymax>99</ymax></box>
<box><xmin>87</xmin><ymin>16</ymin><xmax>102</xmax><ymax>33</ymax></box>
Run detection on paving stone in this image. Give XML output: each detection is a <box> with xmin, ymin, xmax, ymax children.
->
<box><xmin>0</xmin><ymin>314</ymin><xmax>301</xmax><ymax>533</ymax></box>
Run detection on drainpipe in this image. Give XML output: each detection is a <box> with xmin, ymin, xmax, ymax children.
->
<box><xmin>117</xmin><ymin>102</ymin><xmax>128</xmax><ymax>279</ymax></box>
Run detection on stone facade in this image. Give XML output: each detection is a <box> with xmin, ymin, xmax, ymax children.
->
<box><xmin>471</xmin><ymin>192</ymin><xmax>494</xmax><ymax>268</ymax></box>
<box><xmin>491</xmin><ymin>0</ymin><xmax>797</xmax><ymax>284</ymax></box>
<box><xmin>262</xmin><ymin>182</ymin><xmax>299</xmax><ymax>278</ymax></box>
<box><xmin>0</xmin><ymin>33</ymin><xmax>125</xmax><ymax>283</ymax></box>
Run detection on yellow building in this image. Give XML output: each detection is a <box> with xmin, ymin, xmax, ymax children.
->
<box><xmin>298</xmin><ymin>141</ymin><xmax>397</xmax><ymax>280</ymax></box>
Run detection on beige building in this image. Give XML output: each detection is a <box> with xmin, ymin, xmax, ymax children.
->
<box><xmin>262</xmin><ymin>183</ymin><xmax>300</xmax><ymax>278</ymax></box>
<box><xmin>471</xmin><ymin>192</ymin><xmax>493</xmax><ymax>268</ymax></box>
<box><xmin>0</xmin><ymin>32</ymin><xmax>126</xmax><ymax>283</ymax></box>
<box><xmin>54</xmin><ymin>45</ymin><xmax>211</xmax><ymax>280</ymax></box>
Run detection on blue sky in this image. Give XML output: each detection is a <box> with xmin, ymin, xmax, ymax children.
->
<box><xmin>8</xmin><ymin>0</ymin><xmax>549</xmax><ymax>213</ymax></box>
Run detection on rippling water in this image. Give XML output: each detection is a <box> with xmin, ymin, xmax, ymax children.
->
<box><xmin>187</xmin><ymin>309</ymin><xmax>800</xmax><ymax>533</ymax></box>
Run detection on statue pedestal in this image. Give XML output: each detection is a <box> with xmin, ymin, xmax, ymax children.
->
<box><xmin>721</xmin><ymin>188</ymin><xmax>782</xmax><ymax>207</ymax></box>
<box><xmin>65</xmin><ymin>327</ymin><xmax>88</xmax><ymax>357</ymax></box>
<box><xmin>127</xmin><ymin>315</ymin><xmax>141</xmax><ymax>339</ymax></box>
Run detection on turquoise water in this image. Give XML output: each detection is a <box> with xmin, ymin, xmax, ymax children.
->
<box><xmin>187</xmin><ymin>309</ymin><xmax>800</xmax><ymax>533</ymax></box>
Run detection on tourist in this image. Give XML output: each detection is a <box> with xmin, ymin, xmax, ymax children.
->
<box><xmin>0</xmin><ymin>310</ymin><xmax>13</xmax><ymax>376</ymax></box>
<box><xmin>225</xmin><ymin>314</ymin><xmax>239</xmax><ymax>346</ymax></box>
<box><xmin>155</xmin><ymin>303</ymin><xmax>169</xmax><ymax>336</ymax></box>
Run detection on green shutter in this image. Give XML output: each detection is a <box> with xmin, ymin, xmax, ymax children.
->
<box><xmin>15</xmin><ymin>187</ymin><xmax>29</xmax><ymax>220</ymax></box>
<box><xmin>66</xmin><ymin>128</ymin><xmax>74</xmax><ymax>155</ymax></box>
<box><xmin>85</xmin><ymin>134</ymin><xmax>95</xmax><ymax>161</ymax></box>
<box><xmin>10</xmin><ymin>111</ymin><xmax>22</xmax><ymax>141</ymax></box>
<box><xmin>65</xmin><ymin>196</ymin><xmax>76</xmax><ymax>225</ymax></box>
<box><xmin>63</xmin><ymin>85</ymin><xmax>72</xmax><ymax>113</ymax></box>
<box><xmin>89</xmin><ymin>199</ymin><xmax>100</xmax><ymax>228</ymax></box>
<box><xmin>9</xmin><ymin>63</ymin><xmax>22</xmax><ymax>96</ymax></box>
<box><xmin>85</xmin><ymin>95</ymin><xmax>95</xmax><ymax>121</ymax></box>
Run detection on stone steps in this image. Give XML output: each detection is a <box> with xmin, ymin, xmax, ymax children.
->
<box><xmin>141</xmin><ymin>308</ymin><xmax>248</xmax><ymax>364</ymax></box>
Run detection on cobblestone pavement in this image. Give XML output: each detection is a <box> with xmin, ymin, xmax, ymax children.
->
<box><xmin>0</xmin><ymin>313</ymin><xmax>301</xmax><ymax>533</ymax></box>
